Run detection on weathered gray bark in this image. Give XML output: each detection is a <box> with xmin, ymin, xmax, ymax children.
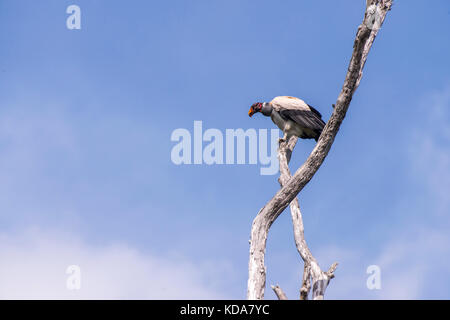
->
<box><xmin>247</xmin><ymin>0</ymin><xmax>393</xmax><ymax>300</ymax></box>
<box><xmin>277</xmin><ymin>136</ymin><xmax>338</xmax><ymax>300</ymax></box>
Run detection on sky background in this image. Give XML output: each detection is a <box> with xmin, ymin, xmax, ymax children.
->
<box><xmin>0</xmin><ymin>0</ymin><xmax>449</xmax><ymax>299</ymax></box>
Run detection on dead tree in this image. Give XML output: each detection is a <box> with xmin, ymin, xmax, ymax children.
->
<box><xmin>247</xmin><ymin>0</ymin><xmax>393</xmax><ymax>300</ymax></box>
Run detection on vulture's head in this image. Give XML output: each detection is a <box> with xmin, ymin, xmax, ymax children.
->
<box><xmin>248</xmin><ymin>102</ymin><xmax>262</xmax><ymax>117</ymax></box>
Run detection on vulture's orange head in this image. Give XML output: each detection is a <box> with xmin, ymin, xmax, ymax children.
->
<box><xmin>248</xmin><ymin>102</ymin><xmax>262</xmax><ymax>117</ymax></box>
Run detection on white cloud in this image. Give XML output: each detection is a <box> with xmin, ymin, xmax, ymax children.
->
<box><xmin>0</xmin><ymin>228</ymin><xmax>232</xmax><ymax>299</ymax></box>
<box><xmin>374</xmin><ymin>227</ymin><xmax>450</xmax><ymax>299</ymax></box>
<box><xmin>313</xmin><ymin>226</ymin><xmax>450</xmax><ymax>299</ymax></box>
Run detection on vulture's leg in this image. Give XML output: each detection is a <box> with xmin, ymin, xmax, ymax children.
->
<box><xmin>278</xmin><ymin>132</ymin><xmax>288</xmax><ymax>144</ymax></box>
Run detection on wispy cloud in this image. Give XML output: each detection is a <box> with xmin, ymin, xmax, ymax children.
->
<box><xmin>0</xmin><ymin>228</ymin><xmax>233</xmax><ymax>299</ymax></box>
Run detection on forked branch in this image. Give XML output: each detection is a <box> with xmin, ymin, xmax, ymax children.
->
<box><xmin>247</xmin><ymin>0</ymin><xmax>393</xmax><ymax>300</ymax></box>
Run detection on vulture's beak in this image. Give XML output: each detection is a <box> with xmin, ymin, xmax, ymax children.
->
<box><xmin>248</xmin><ymin>107</ymin><xmax>255</xmax><ymax>117</ymax></box>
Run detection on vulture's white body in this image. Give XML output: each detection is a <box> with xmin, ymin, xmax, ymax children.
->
<box><xmin>270</xmin><ymin>96</ymin><xmax>311</xmax><ymax>112</ymax></box>
<box><xmin>267</xmin><ymin>96</ymin><xmax>324</xmax><ymax>141</ymax></box>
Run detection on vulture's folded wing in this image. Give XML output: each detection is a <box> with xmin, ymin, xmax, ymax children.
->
<box><xmin>279</xmin><ymin>108</ymin><xmax>325</xmax><ymax>132</ymax></box>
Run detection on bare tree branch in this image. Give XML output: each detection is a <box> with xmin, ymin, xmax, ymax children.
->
<box><xmin>271</xmin><ymin>285</ymin><xmax>288</xmax><ymax>300</ymax></box>
<box><xmin>276</xmin><ymin>136</ymin><xmax>338</xmax><ymax>300</ymax></box>
<box><xmin>247</xmin><ymin>0</ymin><xmax>393</xmax><ymax>300</ymax></box>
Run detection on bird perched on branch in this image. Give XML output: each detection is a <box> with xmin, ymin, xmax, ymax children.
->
<box><xmin>248</xmin><ymin>96</ymin><xmax>326</xmax><ymax>142</ymax></box>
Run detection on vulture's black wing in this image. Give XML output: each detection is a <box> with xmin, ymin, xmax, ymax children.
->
<box><xmin>280</xmin><ymin>106</ymin><xmax>325</xmax><ymax>133</ymax></box>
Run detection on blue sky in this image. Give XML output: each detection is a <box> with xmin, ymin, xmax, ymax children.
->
<box><xmin>0</xmin><ymin>0</ymin><xmax>449</xmax><ymax>299</ymax></box>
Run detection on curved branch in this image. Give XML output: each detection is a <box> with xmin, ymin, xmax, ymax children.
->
<box><xmin>247</xmin><ymin>0</ymin><xmax>393</xmax><ymax>300</ymax></box>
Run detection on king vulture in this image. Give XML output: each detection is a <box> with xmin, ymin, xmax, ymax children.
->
<box><xmin>248</xmin><ymin>96</ymin><xmax>326</xmax><ymax>142</ymax></box>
